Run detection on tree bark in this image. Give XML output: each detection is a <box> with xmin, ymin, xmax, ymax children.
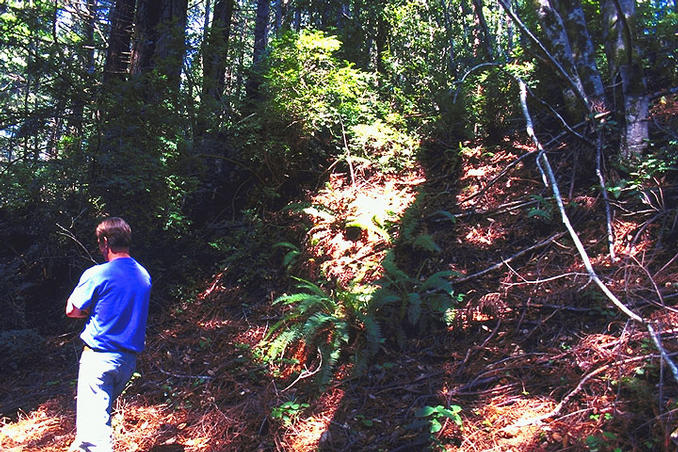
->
<box><xmin>103</xmin><ymin>0</ymin><xmax>135</xmax><ymax>84</ymax></box>
<box><xmin>534</xmin><ymin>0</ymin><xmax>586</xmax><ymax>114</ymax></box>
<box><xmin>130</xmin><ymin>0</ymin><xmax>188</xmax><ymax>93</ymax></box>
<box><xmin>197</xmin><ymin>0</ymin><xmax>235</xmax><ymax>135</ymax></box>
<box><xmin>375</xmin><ymin>2</ymin><xmax>387</xmax><ymax>75</ymax></box>
<box><xmin>69</xmin><ymin>0</ymin><xmax>97</xmax><ymax>136</ymax></box>
<box><xmin>440</xmin><ymin>0</ymin><xmax>458</xmax><ymax>79</ymax></box>
<box><xmin>245</xmin><ymin>0</ymin><xmax>271</xmax><ymax>100</ymax></box>
<box><xmin>202</xmin><ymin>0</ymin><xmax>235</xmax><ymax>103</ymax></box>
<box><xmin>602</xmin><ymin>0</ymin><xmax>649</xmax><ymax>157</ymax></box>
<box><xmin>553</xmin><ymin>0</ymin><xmax>606</xmax><ymax>107</ymax></box>
<box><xmin>471</xmin><ymin>0</ymin><xmax>495</xmax><ymax>61</ymax></box>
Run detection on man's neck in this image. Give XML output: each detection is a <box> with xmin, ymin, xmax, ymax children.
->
<box><xmin>107</xmin><ymin>249</ymin><xmax>131</xmax><ymax>262</ymax></box>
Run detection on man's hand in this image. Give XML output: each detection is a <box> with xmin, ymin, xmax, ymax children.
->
<box><xmin>65</xmin><ymin>298</ymin><xmax>90</xmax><ymax>319</ymax></box>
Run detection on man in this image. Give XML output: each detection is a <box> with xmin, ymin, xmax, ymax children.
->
<box><xmin>66</xmin><ymin>217</ymin><xmax>152</xmax><ymax>452</ymax></box>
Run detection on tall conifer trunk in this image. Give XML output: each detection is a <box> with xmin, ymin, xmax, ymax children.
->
<box><xmin>197</xmin><ymin>0</ymin><xmax>235</xmax><ymax>134</ymax></box>
<box><xmin>131</xmin><ymin>0</ymin><xmax>188</xmax><ymax>93</ymax></box>
<box><xmin>245</xmin><ymin>0</ymin><xmax>271</xmax><ymax>101</ymax></box>
<box><xmin>103</xmin><ymin>0</ymin><xmax>135</xmax><ymax>85</ymax></box>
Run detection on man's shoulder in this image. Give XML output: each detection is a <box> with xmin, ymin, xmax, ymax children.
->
<box><xmin>116</xmin><ymin>257</ymin><xmax>152</xmax><ymax>284</ymax></box>
<box><xmin>81</xmin><ymin>262</ymin><xmax>107</xmax><ymax>279</ymax></box>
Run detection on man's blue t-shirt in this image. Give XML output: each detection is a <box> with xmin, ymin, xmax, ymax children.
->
<box><xmin>69</xmin><ymin>257</ymin><xmax>151</xmax><ymax>353</ymax></box>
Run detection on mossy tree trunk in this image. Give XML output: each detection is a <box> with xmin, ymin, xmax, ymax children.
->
<box><xmin>602</xmin><ymin>0</ymin><xmax>649</xmax><ymax>158</ymax></box>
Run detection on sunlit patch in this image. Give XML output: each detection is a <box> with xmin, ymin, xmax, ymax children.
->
<box><xmin>304</xmin><ymin>168</ymin><xmax>424</xmax><ymax>287</ymax></box>
<box><xmin>0</xmin><ymin>398</ymin><xmax>72</xmax><ymax>452</ymax></box>
<box><xmin>462</xmin><ymin>223</ymin><xmax>504</xmax><ymax>247</ymax></box>
<box><xmin>113</xmin><ymin>401</ymin><xmax>186</xmax><ymax>451</ymax></box>
<box><xmin>466</xmin><ymin>168</ymin><xmax>489</xmax><ymax>178</ymax></box>
<box><xmin>472</xmin><ymin>396</ymin><xmax>557</xmax><ymax>449</ymax></box>
<box><xmin>197</xmin><ymin>319</ymin><xmax>234</xmax><ymax>330</ymax></box>
<box><xmin>283</xmin><ymin>388</ymin><xmax>344</xmax><ymax>451</ymax></box>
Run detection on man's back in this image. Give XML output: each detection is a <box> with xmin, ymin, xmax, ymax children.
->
<box><xmin>71</xmin><ymin>257</ymin><xmax>151</xmax><ymax>353</ymax></box>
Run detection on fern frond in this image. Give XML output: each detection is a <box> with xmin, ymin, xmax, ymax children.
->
<box><xmin>412</xmin><ymin>234</ymin><xmax>441</xmax><ymax>253</ymax></box>
<box><xmin>421</xmin><ymin>271</ymin><xmax>454</xmax><ymax>292</ymax></box>
<box><xmin>315</xmin><ymin>336</ymin><xmax>342</xmax><ymax>389</ymax></box>
<box><xmin>274</xmin><ymin>293</ymin><xmax>324</xmax><ymax>306</ymax></box>
<box><xmin>303</xmin><ymin>312</ymin><xmax>335</xmax><ymax>338</ymax></box>
<box><xmin>362</xmin><ymin>314</ymin><xmax>383</xmax><ymax>356</ymax></box>
<box><xmin>296</xmin><ymin>295</ymin><xmax>335</xmax><ymax>315</ymax></box>
<box><xmin>266</xmin><ymin>324</ymin><xmax>303</xmax><ymax>360</ymax></box>
<box><xmin>290</xmin><ymin>276</ymin><xmax>328</xmax><ymax>297</ymax></box>
<box><xmin>272</xmin><ymin>241</ymin><xmax>300</xmax><ymax>251</ymax></box>
<box><xmin>382</xmin><ymin>252</ymin><xmax>412</xmax><ymax>285</ymax></box>
<box><xmin>370</xmin><ymin>290</ymin><xmax>401</xmax><ymax>309</ymax></box>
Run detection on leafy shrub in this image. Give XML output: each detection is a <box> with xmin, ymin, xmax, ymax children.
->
<box><xmin>251</xmin><ymin>29</ymin><xmax>385</xmax><ymax>185</ymax></box>
<box><xmin>270</xmin><ymin>399</ymin><xmax>310</xmax><ymax>427</ymax></box>
<box><xmin>350</xmin><ymin>118</ymin><xmax>420</xmax><ymax>172</ymax></box>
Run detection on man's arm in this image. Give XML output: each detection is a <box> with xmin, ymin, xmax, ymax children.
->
<box><xmin>66</xmin><ymin>297</ymin><xmax>90</xmax><ymax>318</ymax></box>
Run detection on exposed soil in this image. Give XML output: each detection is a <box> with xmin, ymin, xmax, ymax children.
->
<box><xmin>2</xmin><ymin>136</ymin><xmax>677</xmax><ymax>451</ymax></box>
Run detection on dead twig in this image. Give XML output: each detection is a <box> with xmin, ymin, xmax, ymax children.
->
<box><xmin>517</xmin><ymin>78</ymin><xmax>678</xmax><ymax>384</ymax></box>
<box><xmin>282</xmin><ymin>347</ymin><xmax>323</xmax><ymax>392</ymax></box>
<box><xmin>595</xmin><ymin>132</ymin><xmax>617</xmax><ymax>261</ymax></box>
<box><xmin>505</xmin><ymin>353</ymin><xmax>670</xmax><ymax>429</ymax></box>
<box><xmin>453</xmin><ymin>232</ymin><xmax>566</xmax><ymax>284</ymax></box>
<box><xmin>56</xmin><ymin>223</ymin><xmax>97</xmax><ymax>264</ymax></box>
<box><xmin>456</xmin><ymin>150</ymin><xmax>539</xmax><ymax>206</ymax></box>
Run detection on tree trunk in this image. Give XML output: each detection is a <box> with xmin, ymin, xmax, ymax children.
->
<box><xmin>130</xmin><ymin>0</ymin><xmax>188</xmax><ymax>93</ymax></box>
<box><xmin>245</xmin><ymin>0</ymin><xmax>271</xmax><ymax>100</ymax></box>
<box><xmin>554</xmin><ymin>0</ymin><xmax>606</xmax><ymax>107</ymax></box>
<box><xmin>471</xmin><ymin>0</ymin><xmax>495</xmax><ymax>61</ymax></box>
<box><xmin>273</xmin><ymin>0</ymin><xmax>287</xmax><ymax>33</ymax></box>
<box><xmin>197</xmin><ymin>0</ymin><xmax>235</xmax><ymax>135</ymax></box>
<box><xmin>375</xmin><ymin>3</ymin><xmax>387</xmax><ymax>75</ymax></box>
<box><xmin>440</xmin><ymin>0</ymin><xmax>458</xmax><ymax>79</ymax></box>
<box><xmin>602</xmin><ymin>0</ymin><xmax>649</xmax><ymax>157</ymax></box>
<box><xmin>69</xmin><ymin>0</ymin><xmax>97</xmax><ymax>137</ymax></box>
<box><xmin>202</xmin><ymin>0</ymin><xmax>235</xmax><ymax>103</ymax></box>
<box><xmin>103</xmin><ymin>0</ymin><xmax>135</xmax><ymax>84</ymax></box>
<box><xmin>534</xmin><ymin>0</ymin><xmax>586</xmax><ymax>115</ymax></box>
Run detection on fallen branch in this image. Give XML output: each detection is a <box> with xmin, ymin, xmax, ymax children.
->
<box><xmin>506</xmin><ymin>353</ymin><xmax>667</xmax><ymax>429</ymax></box>
<box><xmin>516</xmin><ymin>79</ymin><xmax>678</xmax><ymax>384</ymax></box>
<box><xmin>453</xmin><ymin>232</ymin><xmax>565</xmax><ymax>284</ymax></box>
<box><xmin>501</xmin><ymin>271</ymin><xmax>588</xmax><ymax>286</ymax></box>
<box><xmin>282</xmin><ymin>347</ymin><xmax>323</xmax><ymax>392</ymax></box>
<box><xmin>595</xmin><ymin>133</ymin><xmax>617</xmax><ymax>261</ymax></box>
<box><xmin>456</xmin><ymin>149</ymin><xmax>539</xmax><ymax>205</ymax></box>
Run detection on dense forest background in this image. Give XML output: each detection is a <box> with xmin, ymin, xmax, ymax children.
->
<box><xmin>1</xmin><ymin>0</ymin><xmax>678</xmax><ymax>450</ymax></box>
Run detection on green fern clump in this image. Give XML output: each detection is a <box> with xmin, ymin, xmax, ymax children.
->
<box><xmin>261</xmin><ymin>277</ymin><xmax>354</xmax><ymax>388</ymax></box>
<box><xmin>372</xmin><ymin>253</ymin><xmax>463</xmax><ymax>346</ymax></box>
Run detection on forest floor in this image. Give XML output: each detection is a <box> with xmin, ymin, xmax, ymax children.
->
<box><xmin>2</xmin><ymin>136</ymin><xmax>678</xmax><ymax>451</ymax></box>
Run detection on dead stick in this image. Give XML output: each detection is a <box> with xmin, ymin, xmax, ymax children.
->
<box><xmin>517</xmin><ymin>79</ymin><xmax>678</xmax><ymax>384</ymax></box>
<box><xmin>453</xmin><ymin>232</ymin><xmax>565</xmax><ymax>283</ymax></box>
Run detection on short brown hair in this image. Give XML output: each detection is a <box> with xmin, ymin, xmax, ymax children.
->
<box><xmin>96</xmin><ymin>217</ymin><xmax>131</xmax><ymax>251</ymax></box>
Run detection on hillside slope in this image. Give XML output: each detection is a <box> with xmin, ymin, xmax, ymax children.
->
<box><xmin>1</xmin><ymin>135</ymin><xmax>677</xmax><ymax>451</ymax></box>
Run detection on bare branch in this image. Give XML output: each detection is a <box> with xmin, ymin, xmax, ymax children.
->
<box><xmin>596</xmin><ymin>133</ymin><xmax>617</xmax><ymax>261</ymax></box>
<box><xmin>516</xmin><ymin>78</ymin><xmax>678</xmax><ymax>384</ymax></box>
<box><xmin>454</xmin><ymin>232</ymin><xmax>566</xmax><ymax>284</ymax></box>
<box><xmin>497</xmin><ymin>0</ymin><xmax>590</xmax><ymax>110</ymax></box>
<box><xmin>56</xmin><ymin>223</ymin><xmax>98</xmax><ymax>264</ymax></box>
<box><xmin>282</xmin><ymin>347</ymin><xmax>323</xmax><ymax>392</ymax></box>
